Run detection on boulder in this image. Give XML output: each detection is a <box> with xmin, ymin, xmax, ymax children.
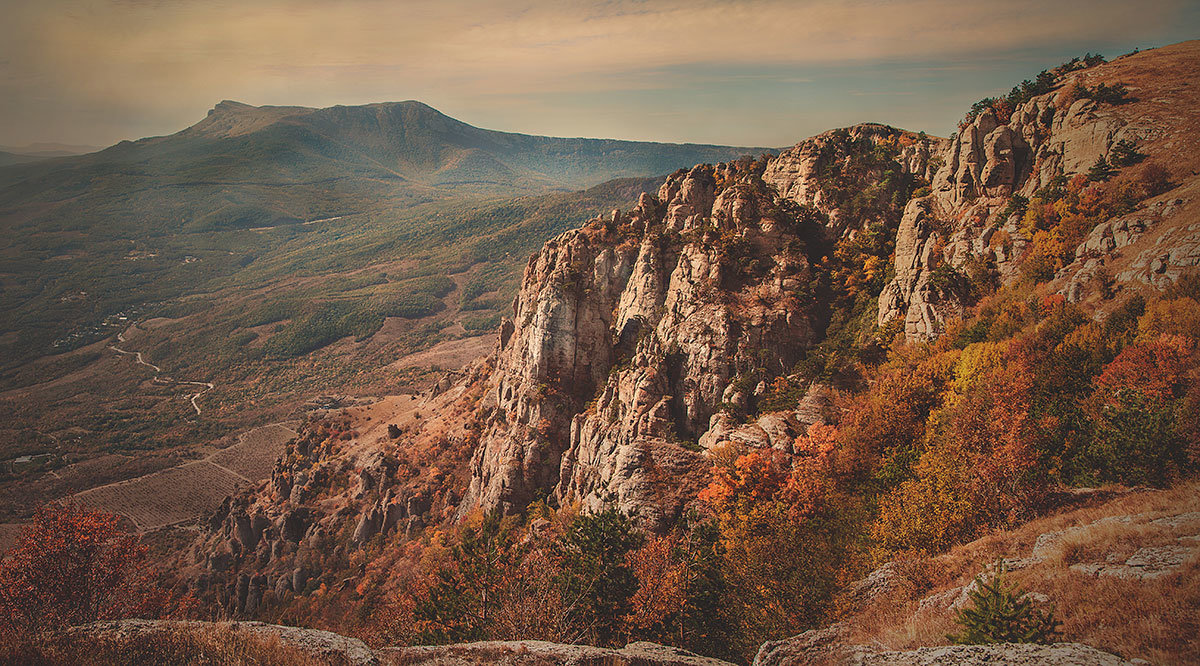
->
<box><xmin>69</xmin><ymin>620</ymin><xmax>379</xmax><ymax>666</ymax></box>
<box><xmin>381</xmin><ymin>639</ymin><xmax>735</xmax><ymax>666</ymax></box>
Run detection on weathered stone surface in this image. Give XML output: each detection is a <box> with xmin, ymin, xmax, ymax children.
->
<box><xmin>876</xmin><ymin>196</ymin><xmax>965</xmax><ymax>340</ymax></box>
<box><xmin>1071</xmin><ymin>544</ymin><xmax>1197</xmax><ymax>580</ymax></box>
<box><xmin>381</xmin><ymin>639</ymin><xmax>735</xmax><ymax>666</ymax></box>
<box><xmin>842</xmin><ymin>561</ymin><xmax>901</xmax><ymax>612</ymax></box>
<box><xmin>460</xmin><ymin>157</ymin><xmax>830</xmax><ymax>528</ymax></box>
<box><xmin>854</xmin><ymin>643</ymin><xmax>1134</xmax><ymax>666</ymax></box>
<box><xmin>757</xmin><ymin>625</ymin><xmax>1132</xmax><ymax>666</ymax></box>
<box><xmin>70</xmin><ymin>619</ymin><xmax>380</xmax><ymax>665</ymax></box>
<box><xmin>753</xmin><ymin>623</ymin><xmax>864</xmax><ymax>666</ymax></box>
<box><xmin>879</xmin><ymin>78</ymin><xmax>1193</xmax><ymax>338</ymax></box>
<box><xmin>764</xmin><ymin>123</ymin><xmax>939</xmax><ymax>234</ymax></box>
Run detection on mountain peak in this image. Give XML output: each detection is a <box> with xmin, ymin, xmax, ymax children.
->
<box><xmin>207</xmin><ymin>99</ymin><xmax>254</xmax><ymax>115</ymax></box>
<box><xmin>186</xmin><ymin>100</ymin><xmax>314</xmax><ymax>139</ymax></box>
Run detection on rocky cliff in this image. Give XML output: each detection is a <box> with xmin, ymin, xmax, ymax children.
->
<box><xmin>177</xmin><ymin>44</ymin><xmax>1200</xmax><ymax>652</ymax></box>
<box><xmin>879</xmin><ymin>42</ymin><xmax>1200</xmax><ymax>340</ymax></box>
<box><xmin>178</xmin><ymin>120</ymin><xmax>931</xmax><ymax>614</ymax></box>
<box><xmin>461</xmin><ymin>122</ymin><xmax>935</xmax><ymax>527</ymax></box>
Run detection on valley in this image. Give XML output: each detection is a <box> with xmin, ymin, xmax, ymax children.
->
<box><xmin>0</xmin><ymin>99</ymin><xmax>754</xmax><ymax>524</ymax></box>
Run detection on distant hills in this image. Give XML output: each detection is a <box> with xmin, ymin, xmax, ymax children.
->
<box><xmin>176</xmin><ymin>100</ymin><xmax>761</xmax><ymax>190</ymax></box>
<box><xmin>0</xmin><ymin>100</ymin><xmax>761</xmax><ymax>234</ymax></box>
<box><xmin>0</xmin><ymin>143</ymin><xmax>101</xmax><ymax>167</ymax></box>
<box><xmin>0</xmin><ymin>100</ymin><xmax>760</xmax><ymax>379</ymax></box>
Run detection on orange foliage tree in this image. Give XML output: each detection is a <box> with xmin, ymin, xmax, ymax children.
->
<box><xmin>699</xmin><ymin>446</ymin><xmax>853</xmax><ymax>656</ymax></box>
<box><xmin>0</xmin><ymin>502</ymin><xmax>154</xmax><ymax>634</ymax></box>
<box><xmin>873</xmin><ymin>349</ymin><xmax>1046</xmax><ymax>556</ymax></box>
<box><xmin>1082</xmin><ymin>333</ymin><xmax>1199</xmax><ymax>484</ymax></box>
<box><xmin>623</xmin><ymin>534</ymin><xmax>687</xmax><ymax>638</ymax></box>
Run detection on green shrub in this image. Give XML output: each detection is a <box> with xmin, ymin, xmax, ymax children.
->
<box><xmin>948</xmin><ymin>566</ymin><xmax>1059</xmax><ymax>645</ymax></box>
<box><xmin>1000</xmin><ymin>194</ymin><xmax>1028</xmax><ymax>220</ymax></box>
<box><xmin>1087</xmin><ymin>157</ymin><xmax>1115</xmax><ymax>182</ymax></box>
<box><xmin>1089</xmin><ymin>82</ymin><xmax>1131</xmax><ymax>105</ymax></box>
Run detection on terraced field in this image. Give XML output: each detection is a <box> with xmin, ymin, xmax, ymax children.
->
<box><xmin>74</xmin><ymin>461</ymin><xmax>243</xmax><ymax>530</ymax></box>
<box><xmin>209</xmin><ymin>423</ymin><xmax>298</xmax><ymax>482</ymax></box>
<box><xmin>70</xmin><ymin>423</ymin><xmax>297</xmax><ymax>531</ymax></box>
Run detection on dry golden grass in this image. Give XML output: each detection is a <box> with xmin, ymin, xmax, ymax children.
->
<box><xmin>1044</xmin><ymin>559</ymin><xmax>1200</xmax><ymax>663</ymax></box>
<box><xmin>842</xmin><ymin>482</ymin><xmax>1200</xmax><ymax>664</ymax></box>
<box><xmin>1</xmin><ymin>622</ymin><xmax>353</xmax><ymax>666</ymax></box>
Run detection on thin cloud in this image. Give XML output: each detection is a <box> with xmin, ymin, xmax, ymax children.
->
<box><xmin>0</xmin><ymin>0</ymin><xmax>1196</xmax><ymax>145</ymax></box>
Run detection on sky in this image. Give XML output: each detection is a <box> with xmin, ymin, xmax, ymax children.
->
<box><xmin>2</xmin><ymin>0</ymin><xmax>1198</xmax><ymax>149</ymax></box>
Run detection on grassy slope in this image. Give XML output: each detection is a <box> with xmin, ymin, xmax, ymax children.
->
<box><xmin>841</xmin><ymin>483</ymin><xmax>1200</xmax><ymax>664</ymax></box>
<box><xmin>0</xmin><ymin>175</ymin><xmax>660</xmax><ymax>519</ymax></box>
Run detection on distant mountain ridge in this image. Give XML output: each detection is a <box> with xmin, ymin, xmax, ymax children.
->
<box><xmin>0</xmin><ymin>99</ymin><xmax>764</xmax><ymax>236</ymax></box>
<box><xmin>166</xmin><ymin>99</ymin><xmax>763</xmax><ymax>190</ymax></box>
<box><xmin>0</xmin><ymin>143</ymin><xmax>100</xmax><ymax>167</ymax></box>
<box><xmin>0</xmin><ymin>98</ymin><xmax>756</xmax><ymax>383</ymax></box>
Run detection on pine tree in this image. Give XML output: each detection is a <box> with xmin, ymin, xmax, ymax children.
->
<box><xmin>948</xmin><ymin>565</ymin><xmax>1060</xmax><ymax>645</ymax></box>
<box><xmin>1088</xmin><ymin>156</ymin><xmax>1115</xmax><ymax>182</ymax></box>
<box><xmin>1109</xmin><ymin>140</ymin><xmax>1145</xmax><ymax>167</ymax></box>
<box><xmin>555</xmin><ymin>507</ymin><xmax>644</xmax><ymax>646</ymax></box>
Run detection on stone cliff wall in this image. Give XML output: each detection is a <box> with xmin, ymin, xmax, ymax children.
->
<box><xmin>462</xmin><ymin>124</ymin><xmax>936</xmax><ymax>527</ymax></box>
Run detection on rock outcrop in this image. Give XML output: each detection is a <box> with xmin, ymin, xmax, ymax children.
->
<box><xmin>382</xmin><ymin>640</ymin><xmax>737</xmax><ymax>666</ymax></box>
<box><xmin>854</xmin><ymin>643</ymin><xmax>1135</xmax><ymax>666</ymax></box>
<box><xmin>460</xmin><ymin>125</ymin><xmax>931</xmax><ymax>527</ymax></box>
<box><xmin>70</xmin><ymin>619</ymin><xmax>381</xmax><ymax>665</ymax></box>
<box><xmin>461</xmin><ymin>159</ymin><xmax>825</xmax><ymax>527</ymax></box>
<box><xmin>70</xmin><ymin>621</ymin><xmax>735</xmax><ymax>666</ymax></box>
<box><xmin>876</xmin><ymin>52</ymin><xmax>1195</xmax><ymax>340</ymax></box>
<box><xmin>753</xmin><ymin>626</ymin><xmax>1134</xmax><ymax>666</ymax></box>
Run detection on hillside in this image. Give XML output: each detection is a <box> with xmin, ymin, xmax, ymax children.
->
<box><xmin>0</xmin><ymin>175</ymin><xmax>663</xmax><ymax>522</ymax></box>
<box><xmin>0</xmin><ymin>100</ymin><xmax>758</xmax><ymax>366</ymax></box>
<box><xmin>0</xmin><ymin>99</ymin><xmax>761</xmax><ymax>238</ymax></box>
<box><xmin>0</xmin><ymin>100</ymin><xmax>759</xmax><ymax>518</ymax></box>
<box><xmin>153</xmin><ymin>41</ymin><xmax>1200</xmax><ymax>664</ymax></box>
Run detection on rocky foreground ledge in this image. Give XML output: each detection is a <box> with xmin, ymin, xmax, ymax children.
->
<box><xmin>754</xmin><ymin>622</ymin><xmax>1138</xmax><ymax>666</ymax></box>
<box><xmin>68</xmin><ymin>619</ymin><xmax>1139</xmax><ymax>666</ymax></box>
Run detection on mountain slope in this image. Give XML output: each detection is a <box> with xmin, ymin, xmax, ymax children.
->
<box><xmin>0</xmin><ymin>100</ymin><xmax>760</xmax><ymax>367</ymax></box>
<box><xmin>0</xmin><ymin>100</ymin><xmax>763</xmax><ymax>235</ymax></box>
<box><xmin>170</xmin><ymin>41</ymin><xmax>1200</xmax><ymax>663</ymax></box>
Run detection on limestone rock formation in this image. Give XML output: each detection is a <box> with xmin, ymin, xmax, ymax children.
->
<box><xmin>753</xmin><ymin>626</ymin><xmax>1134</xmax><ymax>666</ymax></box>
<box><xmin>381</xmin><ymin>639</ymin><xmax>737</xmax><ymax>666</ymax></box>
<box><xmin>460</xmin><ymin>159</ymin><xmax>825</xmax><ymax>527</ymax></box>
<box><xmin>853</xmin><ymin>643</ymin><xmax>1135</xmax><ymax>666</ymax></box>
<box><xmin>453</xmin><ymin>124</ymin><xmax>943</xmax><ymax>527</ymax></box>
<box><xmin>763</xmin><ymin>123</ymin><xmax>941</xmax><ymax>234</ymax></box>
<box><xmin>876</xmin><ymin>61</ymin><xmax>1187</xmax><ymax>340</ymax></box>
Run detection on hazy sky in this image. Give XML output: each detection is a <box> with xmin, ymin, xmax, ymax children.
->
<box><xmin>2</xmin><ymin>0</ymin><xmax>1198</xmax><ymax>148</ymax></box>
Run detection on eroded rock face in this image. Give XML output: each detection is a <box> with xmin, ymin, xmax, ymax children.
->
<box><xmin>879</xmin><ymin>84</ymin><xmax>1160</xmax><ymax>340</ymax></box>
<box><xmin>764</xmin><ymin>123</ymin><xmax>942</xmax><ymax>235</ymax></box>
<box><xmin>458</xmin><ymin>125</ymin><xmax>945</xmax><ymax>528</ymax></box>
<box><xmin>462</xmin><ymin>160</ymin><xmax>826</xmax><ymax>528</ymax></box>
<box><xmin>876</xmin><ymin>197</ymin><xmax>965</xmax><ymax>340</ymax></box>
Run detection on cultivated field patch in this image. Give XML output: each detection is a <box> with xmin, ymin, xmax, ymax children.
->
<box><xmin>209</xmin><ymin>423</ymin><xmax>298</xmax><ymax>481</ymax></box>
<box><xmin>0</xmin><ymin>523</ymin><xmax>25</xmax><ymax>553</ymax></box>
<box><xmin>73</xmin><ymin>460</ymin><xmax>243</xmax><ymax>530</ymax></box>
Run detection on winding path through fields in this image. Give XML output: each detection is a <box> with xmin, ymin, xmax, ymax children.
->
<box><xmin>110</xmin><ymin>328</ymin><xmax>213</xmax><ymax>415</ymax></box>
